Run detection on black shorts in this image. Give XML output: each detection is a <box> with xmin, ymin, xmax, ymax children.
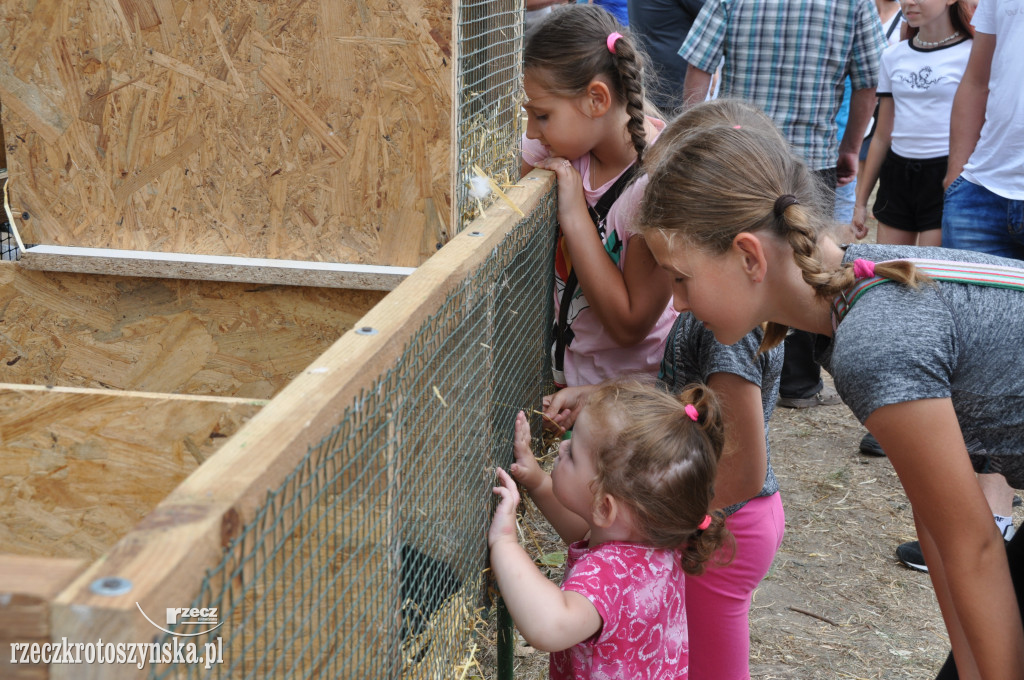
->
<box><xmin>872</xmin><ymin>150</ymin><xmax>947</xmax><ymax>232</ymax></box>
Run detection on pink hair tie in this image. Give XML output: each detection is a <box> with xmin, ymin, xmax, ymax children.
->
<box><xmin>606</xmin><ymin>32</ymin><xmax>623</xmax><ymax>54</ymax></box>
<box><xmin>684</xmin><ymin>404</ymin><xmax>699</xmax><ymax>422</ymax></box>
<box><xmin>698</xmin><ymin>514</ymin><xmax>712</xmax><ymax>531</ymax></box>
<box><xmin>852</xmin><ymin>258</ymin><xmax>876</xmax><ymax>279</ymax></box>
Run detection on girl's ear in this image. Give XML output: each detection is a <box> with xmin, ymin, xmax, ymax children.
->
<box><xmin>585</xmin><ymin>79</ymin><xmax>613</xmax><ymax>118</ymax></box>
<box><xmin>732</xmin><ymin>232</ymin><xmax>769</xmax><ymax>284</ymax></box>
<box><xmin>592</xmin><ymin>492</ymin><xmax>618</xmax><ymax>528</ymax></box>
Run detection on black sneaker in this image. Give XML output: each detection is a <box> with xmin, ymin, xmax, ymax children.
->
<box><xmin>895</xmin><ymin>541</ymin><xmax>927</xmax><ymax>572</ymax></box>
<box><xmin>859</xmin><ymin>432</ymin><xmax>885</xmax><ymax>457</ymax></box>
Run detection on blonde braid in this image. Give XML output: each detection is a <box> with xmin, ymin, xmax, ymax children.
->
<box><xmin>757</xmin><ymin>201</ymin><xmax>855</xmax><ymax>350</ymax></box>
<box><xmin>777</xmin><ymin>203</ymin><xmax>856</xmax><ymax>298</ymax></box>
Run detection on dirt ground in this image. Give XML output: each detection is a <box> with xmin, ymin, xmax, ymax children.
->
<box><xmin>748</xmin><ymin>396</ymin><xmax>949</xmax><ymax>679</ymax></box>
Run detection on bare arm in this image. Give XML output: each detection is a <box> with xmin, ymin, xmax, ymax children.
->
<box><xmin>916</xmin><ymin>517</ymin><xmax>981</xmax><ymax>677</ymax></box>
<box><xmin>488</xmin><ymin>468</ymin><xmax>603</xmax><ymax>652</ymax></box>
<box><xmin>683</xmin><ymin>64</ymin><xmax>713</xmax><ymax>107</ymax></box>
<box><xmin>944</xmin><ymin>32</ymin><xmax>994</xmax><ymax>190</ymax></box>
<box><xmin>543</xmin><ymin>159</ymin><xmax>673</xmax><ymax>347</ymax></box>
<box><xmin>866</xmin><ymin>399</ymin><xmax>1024</xmax><ymax>679</ymax></box>
<box><xmin>837</xmin><ymin>87</ymin><xmax>876</xmax><ymax>187</ymax></box>
<box><xmin>706</xmin><ymin>372</ymin><xmax>768</xmax><ymax>510</ymax></box>
<box><xmin>853</xmin><ymin>96</ymin><xmax>893</xmax><ymax>237</ymax></box>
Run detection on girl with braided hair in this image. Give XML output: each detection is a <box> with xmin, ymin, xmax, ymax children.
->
<box><xmin>636</xmin><ymin>98</ymin><xmax>1024</xmax><ymax>679</ymax></box>
<box><xmin>489</xmin><ymin>376</ymin><xmax>732</xmax><ymax>679</ymax></box>
<box><xmin>521</xmin><ymin>4</ymin><xmax>676</xmax><ymax>388</ymax></box>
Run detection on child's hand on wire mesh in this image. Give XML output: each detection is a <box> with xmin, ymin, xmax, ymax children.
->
<box><xmin>542</xmin><ymin>386</ymin><xmax>592</xmax><ymax>432</ymax></box>
<box><xmin>510</xmin><ymin>411</ymin><xmax>546</xmax><ymax>492</ymax></box>
<box><xmin>488</xmin><ymin>467</ymin><xmax>521</xmax><ymax>549</ymax></box>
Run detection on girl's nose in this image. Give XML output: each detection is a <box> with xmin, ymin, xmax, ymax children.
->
<box><xmin>525</xmin><ymin>116</ymin><xmax>539</xmax><ymax>140</ymax></box>
<box><xmin>671</xmin><ymin>286</ymin><xmax>689</xmax><ymax>313</ymax></box>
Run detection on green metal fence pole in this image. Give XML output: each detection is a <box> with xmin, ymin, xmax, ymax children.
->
<box><xmin>497</xmin><ymin>597</ymin><xmax>515</xmax><ymax>680</ymax></box>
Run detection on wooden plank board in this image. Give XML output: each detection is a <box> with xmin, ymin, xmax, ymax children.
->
<box><xmin>0</xmin><ymin>383</ymin><xmax>269</xmax><ymax>403</ymax></box>
<box><xmin>0</xmin><ymin>0</ymin><xmax>453</xmax><ymax>267</ymax></box>
<box><xmin>19</xmin><ymin>245</ymin><xmax>415</xmax><ymax>290</ymax></box>
<box><xmin>48</xmin><ymin>170</ymin><xmax>554</xmax><ymax>680</ymax></box>
<box><xmin>0</xmin><ymin>264</ymin><xmax>386</xmax><ymax>398</ymax></box>
<box><xmin>0</xmin><ymin>387</ymin><xmax>264</xmax><ymax>560</ymax></box>
<box><xmin>0</xmin><ymin>556</ymin><xmax>85</xmax><ymax>680</ymax></box>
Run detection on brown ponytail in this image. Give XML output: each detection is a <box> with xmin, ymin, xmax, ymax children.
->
<box><xmin>583</xmin><ymin>377</ymin><xmax>732</xmax><ymax>572</ymax></box>
<box><xmin>682</xmin><ymin>510</ymin><xmax>734</xmax><ymax>576</ymax></box>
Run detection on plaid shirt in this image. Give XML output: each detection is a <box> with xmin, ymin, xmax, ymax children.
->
<box><xmin>680</xmin><ymin>0</ymin><xmax>886</xmax><ymax>170</ymax></box>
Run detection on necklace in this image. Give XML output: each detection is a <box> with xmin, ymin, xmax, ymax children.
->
<box><xmin>914</xmin><ymin>30</ymin><xmax>960</xmax><ymax>47</ymax></box>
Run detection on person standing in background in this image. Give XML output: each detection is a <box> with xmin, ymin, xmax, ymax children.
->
<box><xmin>855</xmin><ymin>0</ymin><xmax>904</xmax><ymax>198</ymax></box>
<box><xmin>837</xmin><ymin>0</ymin><xmax>903</xmax><ymax>233</ymax></box>
<box><xmin>527</xmin><ymin>0</ymin><xmax>569</xmax><ymax>31</ymax></box>
<box><xmin>593</xmin><ymin>0</ymin><xmax>630</xmax><ymax>26</ymax></box>
<box><xmin>627</xmin><ymin>0</ymin><xmax>707</xmax><ymax>114</ymax></box>
<box><xmin>854</xmin><ymin>1</ymin><xmax>974</xmax><ymax>248</ymax></box>
<box><xmin>942</xmin><ymin>0</ymin><xmax>1024</xmax><ymax>258</ymax></box>
<box><xmin>680</xmin><ymin>0</ymin><xmax>886</xmax><ymax>412</ymax></box>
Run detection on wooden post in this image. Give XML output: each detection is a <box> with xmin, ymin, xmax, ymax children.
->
<box><xmin>0</xmin><ymin>556</ymin><xmax>85</xmax><ymax>680</ymax></box>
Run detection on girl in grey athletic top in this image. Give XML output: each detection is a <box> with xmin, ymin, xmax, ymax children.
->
<box><xmin>635</xmin><ymin>99</ymin><xmax>1024</xmax><ymax>680</ymax></box>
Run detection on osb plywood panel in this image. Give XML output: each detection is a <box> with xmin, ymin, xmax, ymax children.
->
<box><xmin>0</xmin><ymin>388</ymin><xmax>262</xmax><ymax>559</ymax></box>
<box><xmin>0</xmin><ymin>264</ymin><xmax>386</xmax><ymax>397</ymax></box>
<box><xmin>0</xmin><ymin>0</ymin><xmax>453</xmax><ymax>267</ymax></box>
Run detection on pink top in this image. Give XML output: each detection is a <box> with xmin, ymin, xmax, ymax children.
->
<box><xmin>522</xmin><ymin>121</ymin><xmax>678</xmax><ymax>386</ymax></box>
<box><xmin>551</xmin><ymin>540</ymin><xmax>689</xmax><ymax>680</ymax></box>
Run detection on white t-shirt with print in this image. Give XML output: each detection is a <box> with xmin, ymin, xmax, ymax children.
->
<box><xmin>962</xmin><ymin>0</ymin><xmax>1024</xmax><ymax>199</ymax></box>
<box><xmin>877</xmin><ymin>39</ymin><xmax>971</xmax><ymax>158</ymax></box>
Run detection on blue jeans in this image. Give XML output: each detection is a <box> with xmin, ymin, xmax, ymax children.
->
<box><xmin>942</xmin><ymin>176</ymin><xmax>1024</xmax><ymax>259</ymax></box>
<box><xmin>834</xmin><ymin>178</ymin><xmax>856</xmax><ymax>224</ymax></box>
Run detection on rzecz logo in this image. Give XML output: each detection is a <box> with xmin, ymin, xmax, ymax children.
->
<box><xmin>136</xmin><ymin>604</ymin><xmax>225</xmax><ymax>637</ymax></box>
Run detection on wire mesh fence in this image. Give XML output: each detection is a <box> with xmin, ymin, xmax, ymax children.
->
<box><xmin>455</xmin><ymin>0</ymin><xmax>525</xmax><ymax>230</ymax></box>
<box><xmin>147</xmin><ymin>185</ymin><xmax>557</xmax><ymax>678</ymax></box>
<box><xmin>0</xmin><ymin>224</ymin><xmax>16</xmax><ymax>261</ymax></box>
